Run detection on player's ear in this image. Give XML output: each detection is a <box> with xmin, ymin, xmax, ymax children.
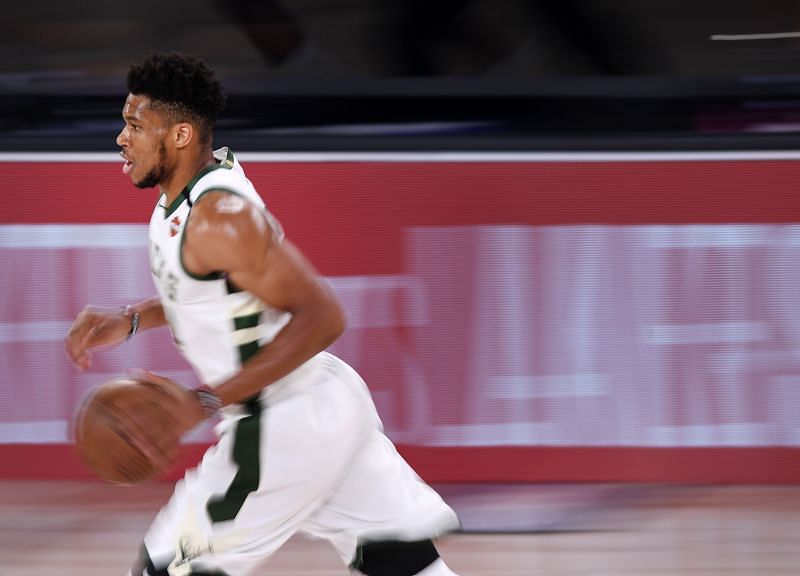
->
<box><xmin>173</xmin><ymin>122</ymin><xmax>193</xmax><ymax>150</ymax></box>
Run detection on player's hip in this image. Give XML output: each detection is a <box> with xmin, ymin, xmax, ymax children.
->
<box><xmin>217</xmin><ymin>351</ymin><xmax>380</xmax><ymax>427</ymax></box>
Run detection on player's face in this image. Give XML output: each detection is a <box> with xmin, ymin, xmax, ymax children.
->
<box><xmin>116</xmin><ymin>94</ymin><xmax>173</xmax><ymax>189</ymax></box>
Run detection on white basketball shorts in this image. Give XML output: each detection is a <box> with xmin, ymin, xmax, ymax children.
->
<box><xmin>137</xmin><ymin>352</ymin><xmax>460</xmax><ymax>576</ymax></box>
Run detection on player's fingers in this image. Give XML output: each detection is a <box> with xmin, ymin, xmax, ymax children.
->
<box><xmin>112</xmin><ymin>406</ymin><xmax>175</xmax><ymax>470</ymax></box>
<box><xmin>67</xmin><ymin>325</ymin><xmax>103</xmax><ymax>369</ymax></box>
<box><xmin>132</xmin><ymin>370</ymin><xmax>186</xmax><ymax>402</ymax></box>
<box><xmin>81</xmin><ymin>318</ymin><xmax>120</xmax><ymax>348</ymax></box>
<box><xmin>136</xmin><ymin>401</ymin><xmax>181</xmax><ymax>455</ymax></box>
<box><xmin>65</xmin><ymin>309</ymin><xmax>114</xmax><ymax>362</ymax></box>
<box><xmin>79</xmin><ymin>324</ymin><xmax>99</xmax><ymax>348</ymax></box>
<box><xmin>67</xmin><ymin>310</ymin><xmax>127</xmax><ymax>365</ymax></box>
<box><xmin>63</xmin><ymin>331</ymin><xmax>85</xmax><ymax>367</ymax></box>
<box><xmin>129</xmin><ymin>371</ymin><xmax>203</xmax><ymax>434</ymax></box>
<box><xmin>77</xmin><ymin>351</ymin><xmax>91</xmax><ymax>370</ymax></box>
<box><xmin>137</xmin><ymin>369</ymin><xmax>177</xmax><ymax>387</ymax></box>
<box><xmin>64</xmin><ymin>339</ymin><xmax>91</xmax><ymax>370</ymax></box>
<box><xmin>64</xmin><ymin>317</ymin><xmax>93</xmax><ymax>365</ymax></box>
<box><xmin>104</xmin><ymin>408</ymin><xmax>154</xmax><ymax>464</ymax></box>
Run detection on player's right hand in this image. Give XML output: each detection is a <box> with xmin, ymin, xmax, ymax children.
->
<box><xmin>64</xmin><ymin>306</ymin><xmax>131</xmax><ymax>370</ymax></box>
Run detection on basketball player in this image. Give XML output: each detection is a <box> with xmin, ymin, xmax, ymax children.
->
<box><xmin>64</xmin><ymin>52</ymin><xmax>461</xmax><ymax>576</ymax></box>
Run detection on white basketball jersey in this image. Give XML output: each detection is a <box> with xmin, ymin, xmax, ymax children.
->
<box><xmin>141</xmin><ymin>151</ymin><xmax>460</xmax><ymax>576</ymax></box>
<box><xmin>148</xmin><ymin>147</ymin><xmax>290</xmax><ymax>390</ymax></box>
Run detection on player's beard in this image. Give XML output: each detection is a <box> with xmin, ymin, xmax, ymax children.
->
<box><xmin>134</xmin><ymin>141</ymin><xmax>169</xmax><ymax>189</ymax></box>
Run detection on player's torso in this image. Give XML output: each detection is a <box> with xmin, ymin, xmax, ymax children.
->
<box><xmin>148</xmin><ymin>148</ymin><xmax>290</xmax><ymax>387</ymax></box>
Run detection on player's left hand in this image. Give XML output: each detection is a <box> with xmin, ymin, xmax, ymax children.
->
<box><xmin>130</xmin><ymin>370</ymin><xmax>206</xmax><ymax>438</ymax></box>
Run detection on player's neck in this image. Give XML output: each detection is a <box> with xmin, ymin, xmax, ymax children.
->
<box><xmin>159</xmin><ymin>150</ymin><xmax>215</xmax><ymax>206</ymax></box>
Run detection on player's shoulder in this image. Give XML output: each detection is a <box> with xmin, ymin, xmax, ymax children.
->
<box><xmin>184</xmin><ymin>189</ymin><xmax>274</xmax><ymax>269</ymax></box>
<box><xmin>188</xmin><ymin>190</ymin><xmax>272</xmax><ymax>245</ymax></box>
<box><xmin>185</xmin><ymin>148</ymin><xmax>274</xmax><ymax>245</ymax></box>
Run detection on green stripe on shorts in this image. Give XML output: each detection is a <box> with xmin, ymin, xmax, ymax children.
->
<box><xmin>206</xmin><ymin>412</ymin><xmax>261</xmax><ymax>523</ymax></box>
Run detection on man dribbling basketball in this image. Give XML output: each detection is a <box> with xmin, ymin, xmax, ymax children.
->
<box><xmin>64</xmin><ymin>52</ymin><xmax>461</xmax><ymax>576</ymax></box>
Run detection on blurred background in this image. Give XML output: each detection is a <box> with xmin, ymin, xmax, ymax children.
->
<box><xmin>2</xmin><ymin>0</ymin><xmax>800</xmax><ymax>151</ymax></box>
<box><xmin>2</xmin><ymin>1</ymin><xmax>800</xmax><ymax>574</ymax></box>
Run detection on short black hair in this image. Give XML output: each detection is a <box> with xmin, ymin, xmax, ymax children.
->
<box><xmin>127</xmin><ymin>52</ymin><xmax>226</xmax><ymax>144</ymax></box>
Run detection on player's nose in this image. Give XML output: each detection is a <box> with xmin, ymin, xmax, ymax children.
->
<box><xmin>116</xmin><ymin>126</ymin><xmax>128</xmax><ymax>147</ymax></box>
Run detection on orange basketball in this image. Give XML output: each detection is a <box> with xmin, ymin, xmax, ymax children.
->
<box><xmin>74</xmin><ymin>377</ymin><xmax>175</xmax><ymax>485</ymax></box>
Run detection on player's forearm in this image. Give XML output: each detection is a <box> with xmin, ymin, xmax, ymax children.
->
<box><xmin>127</xmin><ymin>296</ymin><xmax>169</xmax><ymax>332</ymax></box>
<box><xmin>213</xmin><ymin>301</ymin><xmax>346</xmax><ymax>407</ymax></box>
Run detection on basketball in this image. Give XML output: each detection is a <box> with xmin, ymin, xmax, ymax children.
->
<box><xmin>74</xmin><ymin>377</ymin><xmax>177</xmax><ymax>485</ymax></box>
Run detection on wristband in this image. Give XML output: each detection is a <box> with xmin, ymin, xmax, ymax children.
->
<box><xmin>194</xmin><ymin>385</ymin><xmax>223</xmax><ymax>418</ymax></box>
<box><xmin>122</xmin><ymin>305</ymin><xmax>140</xmax><ymax>340</ymax></box>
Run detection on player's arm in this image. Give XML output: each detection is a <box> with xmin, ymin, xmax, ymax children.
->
<box><xmin>182</xmin><ymin>190</ymin><xmax>346</xmax><ymax>407</ymax></box>
<box><xmin>64</xmin><ymin>297</ymin><xmax>168</xmax><ymax>370</ymax></box>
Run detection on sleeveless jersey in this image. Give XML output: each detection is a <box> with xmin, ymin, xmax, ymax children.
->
<box><xmin>148</xmin><ymin>147</ymin><xmax>290</xmax><ymax>391</ymax></box>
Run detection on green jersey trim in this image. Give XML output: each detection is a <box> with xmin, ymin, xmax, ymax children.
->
<box><xmin>162</xmin><ymin>164</ymin><xmax>217</xmax><ymax>219</ymax></box>
<box><xmin>161</xmin><ymin>193</ymin><xmax>186</xmax><ymax>220</ymax></box>
<box><xmin>161</xmin><ymin>149</ymin><xmax>236</xmax><ymax>219</ymax></box>
<box><xmin>222</xmin><ymin>147</ymin><xmax>235</xmax><ymax>169</ymax></box>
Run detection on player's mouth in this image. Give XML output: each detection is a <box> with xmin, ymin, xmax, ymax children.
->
<box><xmin>120</xmin><ymin>152</ymin><xmax>134</xmax><ymax>175</ymax></box>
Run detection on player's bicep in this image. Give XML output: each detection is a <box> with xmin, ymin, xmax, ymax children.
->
<box><xmin>186</xmin><ymin>192</ymin><xmax>338</xmax><ymax>315</ymax></box>
<box><xmin>228</xmin><ymin>237</ymin><xmax>335</xmax><ymax>314</ymax></box>
<box><xmin>185</xmin><ymin>192</ymin><xmax>274</xmax><ymax>278</ymax></box>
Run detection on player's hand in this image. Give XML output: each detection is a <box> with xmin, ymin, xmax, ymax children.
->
<box><xmin>64</xmin><ymin>306</ymin><xmax>131</xmax><ymax>369</ymax></box>
<box><xmin>101</xmin><ymin>387</ymin><xmax>181</xmax><ymax>472</ymax></box>
<box><xmin>104</xmin><ymin>371</ymin><xmax>207</xmax><ymax>471</ymax></box>
<box><xmin>132</xmin><ymin>370</ymin><xmax>206</xmax><ymax>436</ymax></box>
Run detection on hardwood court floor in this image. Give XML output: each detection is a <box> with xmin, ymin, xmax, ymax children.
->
<box><xmin>1</xmin><ymin>481</ymin><xmax>797</xmax><ymax>575</ymax></box>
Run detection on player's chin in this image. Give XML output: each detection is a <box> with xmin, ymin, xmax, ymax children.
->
<box><xmin>127</xmin><ymin>166</ymin><xmax>141</xmax><ymax>186</ymax></box>
<box><xmin>132</xmin><ymin>173</ymin><xmax>159</xmax><ymax>189</ymax></box>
